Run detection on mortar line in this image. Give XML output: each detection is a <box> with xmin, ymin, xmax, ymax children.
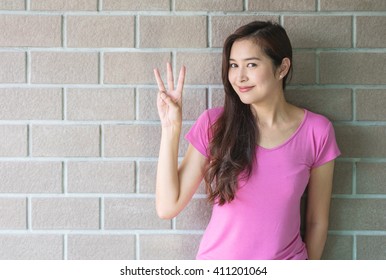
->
<box><xmin>99</xmin><ymin>52</ymin><xmax>104</xmax><ymax>85</ymax></box>
<box><xmin>352</xmin><ymin>160</ymin><xmax>357</xmax><ymax>195</ymax></box>
<box><xmin>352</xmin><ymin>15</ymin><xmax>357</xmax><ymax>48</ymax></box>
<box><xmin>100</xmin><ymin>197</ymin><xmax>104</xmax><ymax>230</ymax></box>
<box><xmin>244</xmin><ymin>0</ymin><xmax>248</xmax><ymax>11</ymax></box>
<box><xmin>62</xmin><ymin>14</ymin><xmax>67</xmax><ymax>48</ymax></box>
<box><xmin>353</xmin><ymin>235</ymin><xmax>357</xmax><ymax>260</ymax></box>
<box><xmin>135</xmin><ymin>15</ymin><xmax>140</xmax><ymax>49</ymax></box>
<box><xmin>134</xmin><ymin>234</ymin><xmax>139</xmax><ymax>260</ymax></box>
<box><xmin>63</xmin><ymin>161</ymin><xmax>68</xmax><ymax>194</ymax></box>
<box><xmin>63</xmin><ymin>234</ymin><xmax>68</xmax><ymax>260</ymax></box>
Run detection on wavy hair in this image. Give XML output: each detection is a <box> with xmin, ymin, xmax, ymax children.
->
<box><xmin>204</xmin><ymin>21</ymin><xmax>293</xmax><ymax>205</ymax></box>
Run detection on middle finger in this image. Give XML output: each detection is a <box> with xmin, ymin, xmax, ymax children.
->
<box><xmin>167</xmin><ymin>62</ymin><xmax>174</xmax><ymax>92</ymax></box>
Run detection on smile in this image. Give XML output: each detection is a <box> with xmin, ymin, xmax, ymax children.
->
<box><xmin>238</xmin><ymin>86</ymin><xmax>254</xmax><ymax>93</ymax></box>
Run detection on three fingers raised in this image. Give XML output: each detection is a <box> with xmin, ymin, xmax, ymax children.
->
<box><xmin>153</xmin><ymin>62</ymin><xmax>186</xmax><ymax>93</ymax></box>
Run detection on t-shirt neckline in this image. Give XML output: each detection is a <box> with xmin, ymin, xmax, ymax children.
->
<box><xmin>257</xmin><ymin>109</ymin><xmax>308</xmax><ymax>152</ymax></box>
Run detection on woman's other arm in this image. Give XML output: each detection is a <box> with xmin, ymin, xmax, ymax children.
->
<box><xmin>305</xmin><ymin>160</ymin><xmax>335</xmax><ymax>259</ymax></box>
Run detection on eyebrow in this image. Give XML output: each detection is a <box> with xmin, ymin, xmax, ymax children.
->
<box><xmin>229</xmin><ymin>57</ymin><xmax>261</xmax><ymax>61</ymax></box>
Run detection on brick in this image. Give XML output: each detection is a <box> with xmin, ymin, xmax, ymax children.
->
<box><xmin>103</xmin><ymin>0</ymin><xmax>169</xmax><ymax>11</ymax></box>
<box><xmin>104</xmin><ymin>124</ymin><xmax>190</xmax><ymax>157</ymax></box>
<box><xmin>320</xmin><ymin>53</ymin><xmax>386</xmax><ymax>85</ymax></box>
<box><xmin>140</xmin><ymin>16</ymin><xmax>207</xmax><ymax>48</ymax></box>
<box><xmin>335</xmin><ymin>126</ymin><xmax>386</xmax><ymax>158</ymax></box>
<box><xmin>0</xmin><ymin>162</ymin><xmax>62</xmax><ymax>193</ymax></box>
<box><xmin>104</xmin><ymin>124</ymin><xmax>160</xmax><ymax>157</ymax></box>
<box><xmin>357</xmin><ymin>17</ymin><xmax>386</xmax><ymax>48</ymax></box>
<box><xmin>140</xmin><ymin>234</ymin><xmax>202</xmax><ymax>259</ymax></box>
<box><xmin>175</xmin><ymin>199</ymin><xmax>212</xmax><ymax>230</ymax></box>
<box><xmin>31</xmin><ymin>52</ymin><xmax>99</xmax><ymax>84</ymax></box>
<box><xmin>138</xmin><ymin>161</ymin><xmax>157</xmax><ymax>193</ymax></box>
<box><xmin>356</xmin><ymin>90</ymin><xmax>386</xmax><ymax>121</ymax></box>
<box><xmin>249</xmin><ymin>0</ymin><xmax>316</xmax><ymax>11</ymax></box>
<box><xmin>32</xmin><ymin>125</ymin><xmax>100</xmax><ymax>157</ymax></box>
<box><xmin>137</xmin><ymin>88</ymin><xmax>207</xmax><ymax>121</ymax></box>
<box><xmin>320</xmin><ymin>0</ymin><xmax>386</xmax><ymax>11</ymax></box>
<box><xmin>322</xmin><ymin>235</ymin><xmax>353</xmax><ymax>260</ymax></box>
<box><xmin>67</xmin><ymin>161</ymin><xmax>135</xmax><ymax>193</ymax></box>
<box><xmin>357</xmin><ymin>163</ymin><xmax>386</xmax><ymax>194</ymax></box>
<box><xmin>0</xmin><ymin>52</ymin><xmax>25</xmax><ymax>83</ymax></box>
<box><xmin>176</xmin><ymin>0</ymin><xmax>243</xmax><ymax>11</ymax></box>
<box><xmin>357</xmin><ymin>236</ymin><xmax>386</xmax><ymax>260</ymax></box>
<box><xmin>284</xmin><ymin>16</ymin><xmax>352</xmax><ymax>48</ymax></box>
<box><xmin>285</xmin><ymin>89</ymin><xmax>352</xmax><ymax>121</ymax></box>
<box><xmin>332</xmin><ymin>162</ymin><xmax>353</xmax><ymax>194</ymax></box>
<box><xmin>0</xmin><ymin>126</ymin><xmax>27</xmax><ymax>157</ymax></box>
<box><xmin>0</xmin><ymin>235</ymin><xmax>63</xmax><ymax>260</ymax></box>
<box><xmin>67</xmin><ymin>16</ymin><xmax>134</xmax><ymax>48</ymax></box>
<box><xmin>104</xmin><ymin>52</ymin><xmax>171</xmax><ymax>84</ymax></box>
<box><xmin>0</xmin><ymin>198</ymin><xmax>26</xmax><ymax>229</ymax></box>
<box><xmin>0</xmin><ymin>88</ymin><xmax>62</xmax><ymax>120</ymax></box>
<box><xmin>67</xmin><ymin>88</ymin><xmax>135</xmax><ymax>121</ymax></box>
<box><xmin>0</xmin><ymin>0</ymin><xmax>25</xmax><ymax>10</ymax></box>
<box><xmin>68</xmin><ymin>235</ymin><xmax>135</xmax><ymax>260</ymax></box>
<box><xmin>290</xmin><ymin>52</ymin><xmax>316</xmax><ymax>85</ymax></box>
<box><xmin>31</xmin><ymin>0</ymin><xmax>97</xmax><ymax>11</ymax></box>
<box><xmin>0</xmin><ymin>15</ymin><xmax>61</xmax><ymax>47</ymax></box>
<box><xmin>32</xmin><ymin>198</ymin><xmax>100</xmax><ymax>230</ymax></box>
<box><xmin>211</xmin><ymin>88</ymin><xmax>225</xmax><ymax>108</ymax></box>
<box><xmin>329</xmin><ymin>199</ymin><xmax>386</xmax><ymax>230</ymax></box>
<box><xmin>211</xmin><ymin>16</ymin><xmax>278</xmax><ymax>48</ymax></box>
<box><xmin>104</xmin><ymin>198</ymin><xmax>170</xmax><ymax>229</ymax></box>
<box><xmin>138</xmin><ymin>161</ymin><xmax>206</xmax><ymax>194</ymax></box>
<box><xmin>176</xmin><ymin>53</ymin><xmax>222</xmax><ymax>85</ymax></box>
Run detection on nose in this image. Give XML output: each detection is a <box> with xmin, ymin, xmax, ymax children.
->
<box><xmin>237</xmin><ymin>67</ymin><xmax>248</xmax><ymax>83</ymax></box>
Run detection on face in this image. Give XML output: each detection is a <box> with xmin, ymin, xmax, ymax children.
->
<box><xmin>228</xmin><ymin>39</ymin><xmax>283</xmax><ymax>106</ymax></box>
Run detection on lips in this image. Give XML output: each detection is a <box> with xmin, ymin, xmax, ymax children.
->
<box><xmin>238</xmin><ymin>86</ymin><xmax>254</xmax><ymax>93</ymax></box>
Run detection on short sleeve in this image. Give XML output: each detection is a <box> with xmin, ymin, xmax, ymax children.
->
<box><xmin>313</xmin><ymin>122</ymin><xmax>341</xmax><ymax>168</ymax></box>
<box><xmin>185</xmin><ymin>108</ymin><xmax>222</xmax><ymax>158</ymax></box>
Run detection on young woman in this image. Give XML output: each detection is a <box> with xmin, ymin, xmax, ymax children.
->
<box><xmin>153</xmin><ymin>21</ymin><xmax>340</xmax><ymax>260</ymax></box>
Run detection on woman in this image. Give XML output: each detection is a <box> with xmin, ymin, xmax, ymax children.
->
<box><xmin>153</xmin><ymin>21</ymin><xmax>340</xmax><ymax>260</ymax></box>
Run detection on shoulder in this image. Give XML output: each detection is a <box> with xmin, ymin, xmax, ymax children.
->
<box><xmin>205</xmin><ymin>107</ymin><xmax>224</xmax><ymax>119</ymax></box>
<box><xmin>197</xmin><ymin>107</ymin><xmax>224</xmax><ymax>126</ymax></box>
<box><xmin>304</xmin><ymin>110</ymin><xmax>333</xmax><ymax>133</ymax></box>
<box><xmin>302</xmin><ymin>110</ymin><xmax>340</xmax><ymax>167</ymax></box>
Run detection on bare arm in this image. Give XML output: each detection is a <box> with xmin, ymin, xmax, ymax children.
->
<box><xmin>305</xmin><ymin>160</ymin><xmax>335</xmax><ymax>259</ymax></box>
<box><xmin>154</xmin><ymin>63</ymin><xmax>207</xmax><ymax>219</ymax></box>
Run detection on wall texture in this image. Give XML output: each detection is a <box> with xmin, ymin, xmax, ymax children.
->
<box><xmin>0</xmin><ymin>0</ymin><xmax>385</xmax><ymax>260</ymax></box>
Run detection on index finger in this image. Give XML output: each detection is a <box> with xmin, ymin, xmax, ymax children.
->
<box><xmin>153</xmin><ymin>68</ymin><xmax>166</xmax><ymax>92</ymax></box>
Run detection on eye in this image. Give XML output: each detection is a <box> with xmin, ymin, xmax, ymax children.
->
<box><xmin>229</xmin><ymin>63</ymin><xmax>238</xmax><ymax>68</ymax></box>
<box><xmin>247</xmin><ymin>63</ymin><xmax>257</xmax><ymax>68</ymax></box>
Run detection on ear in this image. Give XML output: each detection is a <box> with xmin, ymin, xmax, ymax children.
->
<box><xmin>277</xmin><ymin>58</ymin><xmax>291</xmax><ymax>80</ymax></box>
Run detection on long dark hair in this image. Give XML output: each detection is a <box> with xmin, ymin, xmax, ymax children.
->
<box><xmin>204</xmin><ymin>21</ymin><xmax>293</xmax><ymax>205</ymax></box>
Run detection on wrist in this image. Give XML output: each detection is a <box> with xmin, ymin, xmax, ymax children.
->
<box><xmin>161</xmin><ymin>125</ymin><xmax>182</xmax><ymax>139</ymax></box>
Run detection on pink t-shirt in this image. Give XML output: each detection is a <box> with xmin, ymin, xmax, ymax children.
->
<box><xmin>185</xmin><ymin>107</ymin><xmax>341</xmax><ymax>260</ymax></box>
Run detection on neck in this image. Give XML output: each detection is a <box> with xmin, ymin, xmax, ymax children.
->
<box><xmin>250</xmin><ymin>90</ymin><xmax>290</xmax><ymax>127</ymax></box>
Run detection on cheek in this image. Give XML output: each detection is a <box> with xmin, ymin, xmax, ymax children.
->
<box><xmin>228</xmin><ymin>71</ymin><xmax>235</xmax><ymax>84</ymax></box>
<box><xmin>255</xmin><ymin>69</ymin><xmax>274</xmax><ymax>84</ymax></box>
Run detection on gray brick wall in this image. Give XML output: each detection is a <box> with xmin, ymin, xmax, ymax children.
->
<box><xmin>0</xmin><ymin>0</ymin><xmax>385</xmax><ymax>260</ymax></box>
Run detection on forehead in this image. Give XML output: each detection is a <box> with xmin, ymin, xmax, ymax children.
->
<box><xmin>229</xmin><ymin>39</ymin><xmax>266</xmax><ymax>59</ymax></box>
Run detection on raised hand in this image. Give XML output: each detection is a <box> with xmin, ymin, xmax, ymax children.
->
<box><xmin>154</xmin><ymin>62</ymin><xmax>186</xmax><ymax>128</ymax></box>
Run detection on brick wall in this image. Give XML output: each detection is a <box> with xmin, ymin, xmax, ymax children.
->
<box><xmin>0</xmin><ymin>0</ymin><xmax>385</xmax><ymax>260</ymax></box>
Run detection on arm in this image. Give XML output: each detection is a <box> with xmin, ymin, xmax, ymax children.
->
<box><xmin>154</xmin><ymin>63</ymin><xmax>208</xmax><ymax>219</ymax></box>
<box><xmin>304</xmin><ymin>160</ymin><xmax>335</xmax><ymax>259</ymax></box>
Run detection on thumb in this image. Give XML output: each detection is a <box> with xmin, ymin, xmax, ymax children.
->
<box><xmin>159</xmin><ymin>91</ymin><xmax>177</xmax><ymax>107</ymax></box>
